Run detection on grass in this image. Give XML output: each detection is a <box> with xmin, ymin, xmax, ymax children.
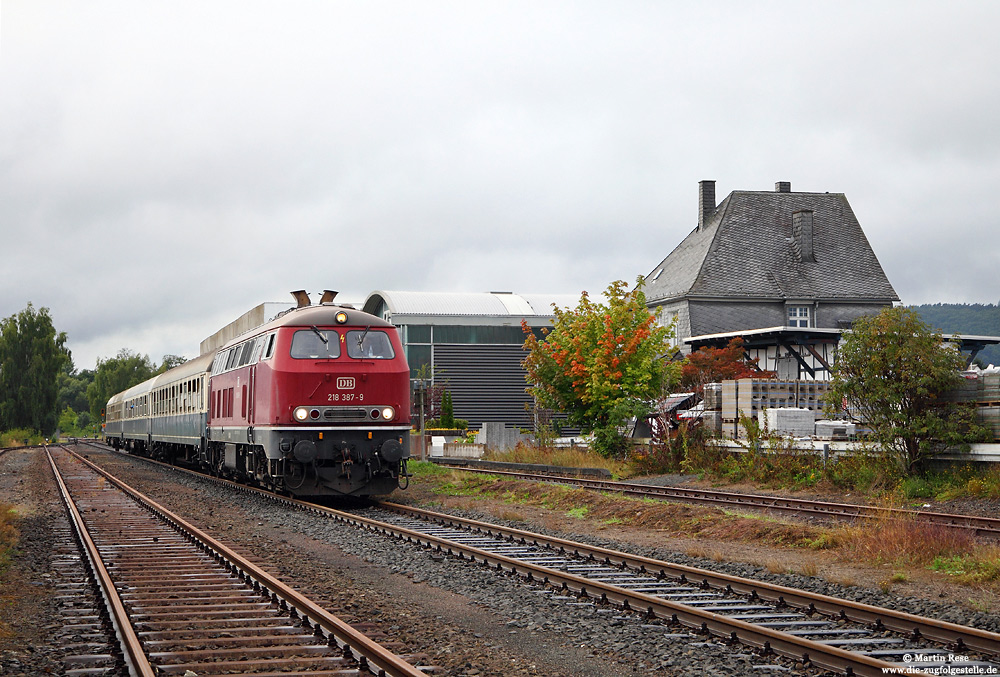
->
<box><xmin>417</xmin><ymin>468</ymin><xmax>828</xmax><ymax>547</ymax></box>
<box><xmin>483</xmin><ymin>443</ymin><xmax>628</xmax><ymax>477</ymax></box>
<box><xmin>413</xmin><ymin>457</ymin><xmax>1000</xmax><ymax>592</ymax></box>
<box><xmin>840</xmin><ymin>512</ymin><xmax>977</xmax><ymax>567</ymax></box>
<box><xmin>0</xmin><ymin>429</ymin><xmax>44</xmax><ymax>449</ymax></box>
<box><xmin>0</xmin><ymin>503</ymin><xmax>18</xmax><ymax>574</ymax></box>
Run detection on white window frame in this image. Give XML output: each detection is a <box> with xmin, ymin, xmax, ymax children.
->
<box><xmin>787</xmin><ymin>305</ymin><xmax>811</xmax><ymax>328</ymax></box>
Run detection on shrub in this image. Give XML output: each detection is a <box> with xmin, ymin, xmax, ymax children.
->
<box><xmin>0</xmin><ymin>428</ymin><xmax>44</xmax><ymax>448</ymax></box>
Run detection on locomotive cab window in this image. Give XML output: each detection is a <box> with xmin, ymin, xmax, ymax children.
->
<box><xmin>346</xmin><ymin>330</ymin><xmax>395</xmax><ymax>359</ymax></box>
<box><xmin>290</xmin><ymin>329</ymin><xmax>341</xmax><ymax>359</ymax></box>
<box><xmin>263</xmin><ymin>333</ymin><xmax>276</xmax><ymax>359</ymax></box>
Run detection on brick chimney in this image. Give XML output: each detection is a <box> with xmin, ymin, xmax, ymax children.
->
<box><xmin>792</xmin><ymin>210</ymin><xmax>815</xmax><ymax>262</ymax></box>
<box><xmin>698</xmin><ymin>180</ymin><xmax>716</xmax><ymax>230</ymax></box>
<box><xmin>775</xmin><ymin>181</ymin><xmax>791</xmax><ymax>193</ymax></box>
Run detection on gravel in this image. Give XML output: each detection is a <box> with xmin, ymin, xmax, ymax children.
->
<box><xmin>6</xmin><ymin>445</ymin><xmax>1000</xmax><ymax>676</ymax></box>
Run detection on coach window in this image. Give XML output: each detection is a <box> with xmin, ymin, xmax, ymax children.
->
<box><xmin>290</xmin><ymin>329</ymin><xmax>341</xmax><ymax>359</ymax></box>
<box><xmin>346</xmin><ymin>330</ymin><xmax>395</xmax><ymax>359</ymax></box>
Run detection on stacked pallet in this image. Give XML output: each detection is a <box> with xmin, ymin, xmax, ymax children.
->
<box><xmin>760</xmin><ymin>408</ymin><xmax>816</xmax><ymax>436</ymax></box>
<box><xmin>721</xmin><ymin>379</ymin><xmax>832</xmax><ymax>421</ymax></box>
<box><xmin>942</xmin><ymin>370</ymin><xmax>1000</xmax><ymax>441</ymax></box>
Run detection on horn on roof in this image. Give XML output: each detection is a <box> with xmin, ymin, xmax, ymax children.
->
<box><xmin>290</xmin><ymin>290</ymin><xmax>311</xmax><ymax>308</ymax></box>
<box><xmin>319</xmin><ymin>290</ymin><xmax>338</xmax><ymax>304</ymax></box>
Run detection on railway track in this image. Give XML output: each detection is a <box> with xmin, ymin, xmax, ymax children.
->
<box><xmin>76</xmin><ymin>441</ymin><xmax>1000</xmax><ymax>674</ymax></box>
<box><xmin>433</xmin><ymin>461</ymin><xmax>1000</xmax><ymax>540</ymax></box>
<box><xmin>337</xmin><ymin>503</ymin><xmax>1000</xmax><ymax>676</ymax></box>
<box><xmin>46</xmin><ymin>444</ymin><xmax>431</xmax><ymax>676</ymax></box>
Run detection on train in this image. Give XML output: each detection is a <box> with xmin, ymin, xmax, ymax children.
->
<box><xmin>103</xmin><ymin>291</ymin><xmax>411</xmax><ymax>498</ymax></box>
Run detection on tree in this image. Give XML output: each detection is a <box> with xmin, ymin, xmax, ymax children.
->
<box><xmin>0</xmin><ymin>304</ymin><xmax>70</xmax><ymax>434</ymax></box>
<box><xmin>440</xmin><ymin>390</ymin><xmax>455</xmax><ymax>429</ymax></box>
<box><xmin>87</xmin><ymin>349</ymin><xmax>156</xmax><ymax>422</ymax></box>
<box><xmin>157</xmin><ymin>354</ymin><xmax>188</xmax><ymax>374</ymax></box>
<box><xmin>522</xmin><ymin>278</ymin><xmax>679</xmax><ymax>457</ymax></box>
<box><xmin>828</xmin><ymin>306</ymin><xmax>987</xmax><ymax>473</ymax></box>
<box><xmin>57</xmin><ymin>363</ymin><xmax>95</xmax><ymax>415</ymax></box>
<box><xmin>679</xmin><ymin>337</ymin><xmax>775</xmax><ymax>394</ymax></box>
<box><xmin>57</xmin><ymin>406</ymin><xmax>79</xmax><ymax>436</ymax></box>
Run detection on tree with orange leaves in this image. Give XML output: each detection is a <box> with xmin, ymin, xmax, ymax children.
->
<box><xmin>522</xmin><ymin>278</ymin><xmax>678</xmax><ymax>457</ymax></box>
<box><xmin>679</xmin><ymin>337</ymin><xmax>774</xmax><ymax>395</ymax></box>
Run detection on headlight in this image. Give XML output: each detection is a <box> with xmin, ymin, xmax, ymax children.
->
<box><xmin>293</xmin><ymin>406</ymin><xmax>309</xmax><ymax>422</ymax></box>
<box><xmin>335</xmin><ymin>311</ymin><xmax>348</xmax><ymax>324</ymax></box>
<box><xmin>381</xmin><ymin>406</ymin><xmax>395</xmax><ymax>421</ymax></box>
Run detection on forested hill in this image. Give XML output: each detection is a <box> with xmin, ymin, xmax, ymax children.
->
<box><xmin>909</xmin><ymin>303</ymin><xmax>1000</xmax><ymax>367</ymax></box>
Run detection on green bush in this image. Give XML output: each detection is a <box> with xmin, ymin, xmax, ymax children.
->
<box><xmin>0</xmin><ymin>428</ymin><xmax>44</xmax><ymax>448</ymax></box>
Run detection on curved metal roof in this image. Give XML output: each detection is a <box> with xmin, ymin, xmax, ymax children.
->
<box><xmin>364</xmin><ymin>291</ymin><xmax>581</xmax><ymax>318</ymax></box>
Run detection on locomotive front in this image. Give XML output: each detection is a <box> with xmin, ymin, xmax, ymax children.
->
<box><xmin>212</xmin><ymin>303</ymin><xmax>412</xmax><ymax>497</ymax></box>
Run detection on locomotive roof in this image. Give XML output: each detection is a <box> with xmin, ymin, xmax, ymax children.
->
<box><xmin>216</xmin><ymin>304</ymin><xmax>393</xmax><ymax>352</ymax></box>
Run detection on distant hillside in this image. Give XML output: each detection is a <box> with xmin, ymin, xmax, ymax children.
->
<box><xmin>909</xmin><ymin>303</ymin><xmax>1000</xmax><ymax>367</ymax></box>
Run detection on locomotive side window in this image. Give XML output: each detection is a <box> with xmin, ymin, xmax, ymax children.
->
<box><xmin>346</xmin><ymin>330</ymin><xmax>395</xmax><ymax>359</ymax></box>
<box><xmin>238</xmin><ymin>339</ymin><xmax>255</xmax><ymax>367</ymax></box>
<box><xmin>263</xmin><ymin>333</ymin><xmax>276</xmax><ymax>359</ymax></box>
<box><xmin>290</xmin><ymin>329</ymin><xmax>341</xmax><ymax>359</ymax></box>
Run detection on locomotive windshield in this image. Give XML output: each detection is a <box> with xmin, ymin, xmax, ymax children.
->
<box><xmin>346</xmin><ymin>330</ymin><xmax>395</xmax><ymax>359</ymax></box>
<box><xmin>290</xmin><ymin>329</ymin><xmax>341</xmax><ymax>359</ymax></box>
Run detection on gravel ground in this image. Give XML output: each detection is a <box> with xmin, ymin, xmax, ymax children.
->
<box><xmin>0</xmin><ymin>447</ymin><xmax>71</xmax><ymax>676</ymax></box>
<box><xmin>3</xmin><ymin>445</ymin><xmax>1000</xmax><ymax>676</ymax></box>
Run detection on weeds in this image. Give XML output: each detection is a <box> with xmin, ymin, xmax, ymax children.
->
<box><xmin>0</xmin><ymin>503</ymin><xmax>18</xmax><ymax>574</ymax></box>
<box><xmin>929</xmin><ymin>551</ymin><xmax>1000</xmax><ymax>584</ymax></box>
<box><xmin>765</xmin><ymin>560</ymin><xmax>786</xmax><ymax>574</ymax></box>
<box><xmin>841</xmin><ymin>509</ymin><xmax>976</xmax><ymax>568</ymax></box>
<box><xmin>484</xmin><ymin>443</ymin><xmax>627</xmax><ymax>477</ymax></box>
<box><xmin>0</xmin><ymin>429</ymin><xmax>44</xmax><ymax>448</ymax></box>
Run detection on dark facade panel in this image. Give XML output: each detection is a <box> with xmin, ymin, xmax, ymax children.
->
<box><xmin>815</xmin><ymin>303</ymin><xmax>888</xmax><ymax>328</ymax></box>
<box><xmin>433</xmin><ymin>344</ymin><xmax>532</xmax><ymax>427</ymax></box>
<box><xmin>687</xmin><ymin>301</ymin><xmax>786</xmax><ymax>337</ymax></box>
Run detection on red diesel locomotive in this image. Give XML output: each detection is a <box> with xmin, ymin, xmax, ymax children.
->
<box><xmin>104</xmin><ymin>292</ymin><xmax>411</xmax><ymax>498</ymax></box>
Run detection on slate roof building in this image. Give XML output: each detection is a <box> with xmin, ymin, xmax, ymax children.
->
<box><xmin>643</xmin><ymin>180</ymin><xmax>899</xmax><ymax>377</ymax></box>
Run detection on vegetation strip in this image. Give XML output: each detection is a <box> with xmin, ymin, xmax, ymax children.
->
<box><xmin>443</xmin><ymin>464</ymin><xmax>1000</xmax><ymax>539</ymax></box>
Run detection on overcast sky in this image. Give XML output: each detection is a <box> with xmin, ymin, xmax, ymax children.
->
<box><xmin>2</xmin><ymin>1</ymin><xmax>998</xmax><ymax>371</ymax></box>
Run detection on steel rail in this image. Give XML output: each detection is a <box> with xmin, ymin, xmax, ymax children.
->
<box><xmin>444</xmin><ymin>465</ymin><xmax>1000</xmax><ymax>539</ymax></box>
<box><xmin>376</xmin><ymin>501</ymin><xmax>1000</xmax><ymax>659</ymax></box>
<box><xmin>45</xmin><ymin>446</ymin><xmax>158</xmax><ymax>677</ymax></box>
<box><xmin>60</xmin><ymin>445</ymin><xmax>427</xmax><ymax>677</ymax></box>
<box><xmin>79</xmin><ymin>442</ymin><xmax>1000</xmax><ymax>673</ymax></box>
<box><xmin>320</xmin><ymin>504</ymin><xmax>898</xmax><ymax>676</ymax></box>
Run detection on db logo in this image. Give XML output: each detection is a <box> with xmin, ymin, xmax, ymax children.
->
<box><xmin>337</xmin><ymin>377</ymin><xmax>356</xmax><ymax>390</ymax></box>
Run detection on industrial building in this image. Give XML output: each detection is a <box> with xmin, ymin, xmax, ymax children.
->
<box><xmin>362</xmin><ymin>290</ymin><xmax>579</xmax><ymax>428</ymax></box>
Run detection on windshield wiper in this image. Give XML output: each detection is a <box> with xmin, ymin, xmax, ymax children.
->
<box><xmin>310</xmin><ymin>326</ymin><xmax>329</xmax><ymax>344</ymax></box>
<box><xmin>357</xmin><ymin>325</ymin><xmax>370</xmax><ymax>349</ymax></box>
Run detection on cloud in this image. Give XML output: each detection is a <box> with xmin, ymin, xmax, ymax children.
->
<box><xmin>2</xmin><ymin>1</ymin><xmax>999</xmax><ymax>369</ymax></box>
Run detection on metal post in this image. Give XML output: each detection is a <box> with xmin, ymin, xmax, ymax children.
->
<box><xmin>416</xmin><ymin>380</ymin><xmax>427</xmax><ymax>461</ymax></box>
